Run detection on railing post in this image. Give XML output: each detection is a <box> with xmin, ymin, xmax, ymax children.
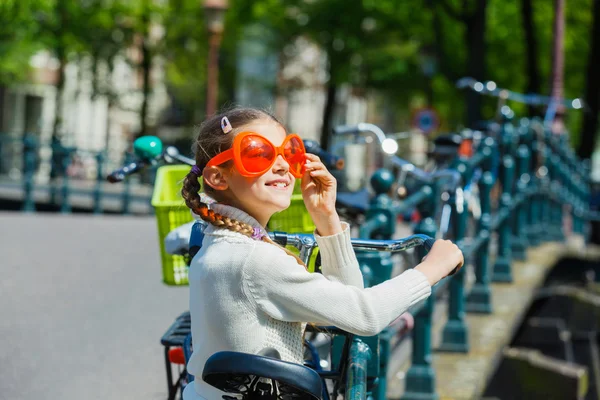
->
<box><xmin>22</xmin><ymin>135</ymin><xmax>37</xmax><ymax>212</ymax></box>
<box><xmin>359</xmin><ymin>169</ymin><xmax>395</xmax><ymax>400</ymax></box>
<box><xmin>540</xmin><ymin>138</ymin><xmax>553</xmax><ymax>242</ymax></box>
<box><xmin>439</xmin><ymin>165</ymin><xmax>469</xmax><ymax>352</ymax></box>
<box><xmin>512</xmin><ymin>144</ymin><xmax>530</xmax><ymax>259</ymax></box>
<box><xmin>403</xmin><ymin>191</ymin><xmax>438</xmax><ymax>400</ymax></box>
<box><xmin>574</xmin><ymin>178</ymin><xmax>584</xmax><ymax>234</ymax></box>
<box><xmin>49</xmin><ymin>138</ymin><xmax>62</xmax><ymax>205</ymax></box>
<box><xmin>466</xmin><ymin>170</ymin><xmax>494</xmax><ymax>313</ymax></box>
<box><xmin>93</xmin><ymin>152</ymin><xmax>105</xmax><ymax>215</ymax></box>
<box><xmin>358</xmin><ymin>169</ymin><xmax>396</xmax><ymax>287</ymax></box>
<box><xmin>526</xmin><ymin>138</ymin><xmax>541</xmax><ymax>246</ymax></box>
<box><xmin>121</xmin><ymin>152</ymin><xmax>132</xmax><ymax>215</ymax></box>
<box><xmin>346</xmin><ymin>339</ymin><xmax>372</xmax><ymax>400</ymax></box>
<box><xmin>493</xmin><ymin>151</ymin><xmax>515</xmax><ymax>282</ymax></box>
<box><xmin>60</xmin><ymin>147</ymin><xmax>72</xmax><ymax>214</ymax></box>
<box><xmin>549</xmin><ymin>154</ymin><xmax>564</xmax><ymax>240</ymax></box>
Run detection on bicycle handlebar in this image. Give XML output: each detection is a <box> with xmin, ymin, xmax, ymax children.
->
<box><xmin>456</xmin><ymin>77</ymin><xmax>584</xmax><ymax>109</ymax></box>
<box><xmin>270</xmin><ymin>232</ymin><xmax>459</xmax><ymax>277</ymax></box>
<box><xmin>333</xmin><ymin>123</ymin><xmax>388</xmax><ymax>145</ymax></box>
<box><xmin>106</xmin><ymin>159</ymin><xmax>150</xmax><ymax>183</ymax></box>
<box><xmin>333</xmin><ymin>123</ymin><xmax>463</xmax><ymax>191</ymax></box>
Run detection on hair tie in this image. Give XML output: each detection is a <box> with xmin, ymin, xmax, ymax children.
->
<box><xmin>251</xmin><ymin>227</ymin><xmax>265</xmax><ymax>240</ymax></box>
<box><xmin>191</xmin><ymin>165</ymin><xmax>201</xmax><ymax>175</ymax></box>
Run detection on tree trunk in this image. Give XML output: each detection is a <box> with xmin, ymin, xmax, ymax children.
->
<box><xmin>550</xmin><ymin>0</ymin><xmax>566</xmax><ymax>134</ymax></box>
<box><xmin>51</xmin><ymin>50</ymin><xmax>66</xmax><ymax>141</ymax></box>
<box><xmin>320</xmin><ymin>66</ymin><xmax>337</xmax><ymax>151</ymax></box>
<box><xmin>105</xmin><ymin>55</ymin><xmax>116</xmax><ymax>152</ymax></box>
<box><xmin>464</xmin><ymin>0</ymin><xmax>488</xmax><ymax>128</ymax></box>
<box><xmin>432</xmin><ymin>2</ymin><xmax>459</xmax><ymax>83</ymax></box>
<box><xmin>579</xmin><ymin>0</ymin><xmax>600</xmax><ymax>159</ymax></box>
<box><xmin>51</xmin><ymin>0</ymin><xmax>68</xmax><ymax>142</ymax></box>
<box><xmin>139</xmin><ymin>3</ymin><xmax>151</xmax><ymax>136</ymax></box>
<box><xmin>521</xmin><ymin>0</ymin><xmax>541</xmax><ymax>116</ymax></box>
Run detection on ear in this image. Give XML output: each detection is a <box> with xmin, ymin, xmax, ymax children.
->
<box><xmin>202</xmin><ymin>166</ymin><xmax>229</xmax><ymax>191</ymax></box>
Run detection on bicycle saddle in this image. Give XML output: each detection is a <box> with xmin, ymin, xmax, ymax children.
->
<box><xmin>203</xmin><ymin>351</ymin><xmax>323</xmax><ymax>400</ymax></box>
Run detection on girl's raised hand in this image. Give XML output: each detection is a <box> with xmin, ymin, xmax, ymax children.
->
<box><xmin>301</xmin><ymin>153</ymin><xmax>342</xmax><ymax>236</ymax></box>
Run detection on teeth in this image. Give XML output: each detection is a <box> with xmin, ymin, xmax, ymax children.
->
<box><xmin>275</xmin><ymin>182</ymin><xmax>287</xmax><ymax>187</ymax></box>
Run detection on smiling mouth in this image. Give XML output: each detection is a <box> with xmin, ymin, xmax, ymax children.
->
<box><xmin>266</xmin><ymin>181</ymin><xmax>290</xmax><ymax>189</ymax></box>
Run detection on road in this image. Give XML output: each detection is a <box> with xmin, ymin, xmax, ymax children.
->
<box><xmin>0</xmin><ymin>212</ymin><xmax>189</xmax><ymax>400</ymax></box>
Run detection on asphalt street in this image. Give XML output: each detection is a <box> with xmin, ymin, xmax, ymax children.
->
<box><xmin>0</xmin><ymin>212</ymin><xmax>189</xmax><ymax>400</ymax></box>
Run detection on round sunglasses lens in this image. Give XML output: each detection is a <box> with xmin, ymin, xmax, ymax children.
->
<box><xmin>240</xmin><ymin>136</ymin><xmax>274</xmax><ymax>173</ymax></box>
<box><xmin>284</xmin><ymin>137</ymin><xmax>305</xmax><ymax>174</ymax></box>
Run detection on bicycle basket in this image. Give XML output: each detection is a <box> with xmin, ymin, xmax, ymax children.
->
<box><xmin>151</xmin><ymin>165</ymin><xmax>195</xmax><ymax>285</ymax></box>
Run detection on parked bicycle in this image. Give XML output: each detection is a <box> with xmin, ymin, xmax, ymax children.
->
<box><xmin>197</xmin><ymin>232</ymin><xmax>456</xmax><ymax>400</ymax></box>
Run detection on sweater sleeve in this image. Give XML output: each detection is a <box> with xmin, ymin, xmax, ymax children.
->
<box><xmin>243</xmin><ymin>242</ymin><xmax>431</xmax><ymax>337</ymax></box>
<box><xmin>313</xmin><ymin>222</ymin><xmax>364</xmax><ymax>288</ymax></box>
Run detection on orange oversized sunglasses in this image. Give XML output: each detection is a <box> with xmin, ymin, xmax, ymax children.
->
<box><xmin>206</xmin><ymin>132</ymin><xmax>307</xmax><ymax>178</ymax></box>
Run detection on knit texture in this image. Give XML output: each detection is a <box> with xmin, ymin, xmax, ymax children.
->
<box><xmin>184</xmin><ymin>203</ymin><xmax>431</xmax><ymax>400</ymax></box>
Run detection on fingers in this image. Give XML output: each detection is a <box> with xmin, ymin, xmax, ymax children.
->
<box><xmin>430</xmin><ymin>239</ymin><xmax>464</xmax><ymax>275</ymax></box>
<box><xmin>305</xmin><ymin>154</ymin><xmax>336</xmax><ymax>184</ymax></box>
<box><xmin>305</xmin><ymin>153</ymin><xmax>321</xmax><ymax>163</ymax></box>
<box><xmin>304</xmin><ymin>154</ymin><xmax>327</xmax><ymax>172</ymax></box>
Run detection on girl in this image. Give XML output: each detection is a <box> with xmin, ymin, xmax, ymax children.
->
<box><xmin>181</xmin><ymin>107</ymin><xmax>463</xmax><ymax>400</ymax></box>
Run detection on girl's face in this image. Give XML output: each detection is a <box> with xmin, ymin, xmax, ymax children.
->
<box><xmin>221</xmin><ymin>120</ymin><xmax>296</xmax><ymax>226</ymax></box>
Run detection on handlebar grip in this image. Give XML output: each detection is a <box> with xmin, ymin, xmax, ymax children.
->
<box><xmin>303</xmin><ymin>140</ymin><xmax>345</xmax><ymax>170</ymax></box>
<box><xmin>106</xmin><ymin>160</ymin><xmax>147</xmax><ymax>183</ymax></box>
<box><xmin>422</xmin><ymin>238</ymin><xmax>461</xmax><ymax>277</ymax></box>
<box><xmin>332</xmin><ymin>125</ymin><xmax>361</xmax><ymax>136</ymax></box>
<box><xmin>422</xmin><ymin>238</ymin><xmax>435</xmax><ymax>252</ymax></box>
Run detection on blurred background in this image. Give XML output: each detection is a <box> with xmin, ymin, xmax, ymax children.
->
<box><xmin>1</xmin><ymin>2</ymin><xmax>600</xmax><ymax>400</ymax></box>
<box><xmin>0</xmin><ymin>0</ymin><xmax>598</xmax><ymax>188</ymax></box>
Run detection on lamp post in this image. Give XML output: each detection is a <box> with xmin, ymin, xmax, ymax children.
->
<box><xmin>203</xmin><ymin>0</ymin><xmax>228</xmax><ymax>117</ymax></box>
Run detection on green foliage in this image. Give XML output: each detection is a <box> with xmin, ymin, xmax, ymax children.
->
<box><xmin>0</xmin><ymin>0</ymin><xmax>595</xmax><ymax>139</ymax></box>
<box><xmin>0</xmin><ymin>0</ymin><xmax>45</xmax><ymax>84</ymax></box>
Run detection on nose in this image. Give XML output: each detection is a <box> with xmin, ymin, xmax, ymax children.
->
<box><xmin>272</xmin><ymin>154</ymin><xmax>289</xmax><ymax>175</ymax></box>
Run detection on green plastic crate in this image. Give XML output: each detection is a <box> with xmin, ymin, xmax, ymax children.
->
<box><xmin>151</xmin><ymin>165</ymin><xmax>194</xmax><ymax>286</ymax></box>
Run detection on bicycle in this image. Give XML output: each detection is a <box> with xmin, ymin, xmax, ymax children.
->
<box><xmin>195</xmin><ymin>232</ymin><xmax>458</xmax><ymax>400</ymax></box>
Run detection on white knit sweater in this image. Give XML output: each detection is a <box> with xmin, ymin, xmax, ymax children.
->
<box><xmin>183</xmin><ymin>203</ymin><xmax>431</xmax><ymax>400</ymax></box>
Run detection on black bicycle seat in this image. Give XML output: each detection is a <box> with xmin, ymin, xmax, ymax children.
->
<box><xmin>336</xmin><ymin>188</ymin><xmax>370</xmax><ymax>214</ymax></box>
<box><xmin>203</xmin><ymin>351</ymin><xmax>322</xmax><ymax>399</ymax></box>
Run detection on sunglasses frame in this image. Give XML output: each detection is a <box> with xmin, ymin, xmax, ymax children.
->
<box><xmin>205</xmin><ymin>131</ymin><xmax>306</xmax><ymax>178</ymax></box>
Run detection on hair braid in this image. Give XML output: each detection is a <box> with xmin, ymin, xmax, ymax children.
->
<box><xmin>181</xmin><ymin>172</ymin><xmax>306</xmax><ymax>268</ymax></box>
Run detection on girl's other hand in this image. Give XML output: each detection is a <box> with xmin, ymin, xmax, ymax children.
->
<box><xmin>415</xmin><ymin>239</ymin><xmax>464</xmax><ymax>286</ymax></box>
<box><xmin>301</xmin><ymin>153</ymin><xmax>342</xmax><ymax>236</ymax></box>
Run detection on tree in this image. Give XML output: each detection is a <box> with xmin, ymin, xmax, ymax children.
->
<box><xmin>521</xmin><ymin>0</ymin><xmax>542</xmax><ymax>116</ymax></box>
<box><xmin>438</xmin><ymin>0</ymin><xmax>489</xmax><ymax>128</ymax></box>
<box><xmin>579</xmin><ymin>0</ymin><xmax>600</xmax><ymax>159</ymax></box>
<box><xmin>78</xmin><ymin>0</ymin><xmax>137</xmax><ymax>148</ymax></box>
<box><xmin>0</xmin><ymin>0</ymin><xmax>44</xmax><ymax>130</ymax></box>
<box><xmin>34</xmin><ymin>0</ymin><xmax>87</xmax><ymax>142</ymax></box>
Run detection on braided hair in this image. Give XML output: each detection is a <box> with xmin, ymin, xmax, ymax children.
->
<box><xmin>181</xmin><ymin>106</ymin><xmax>305</xmax><ymax>266</ymax></box>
